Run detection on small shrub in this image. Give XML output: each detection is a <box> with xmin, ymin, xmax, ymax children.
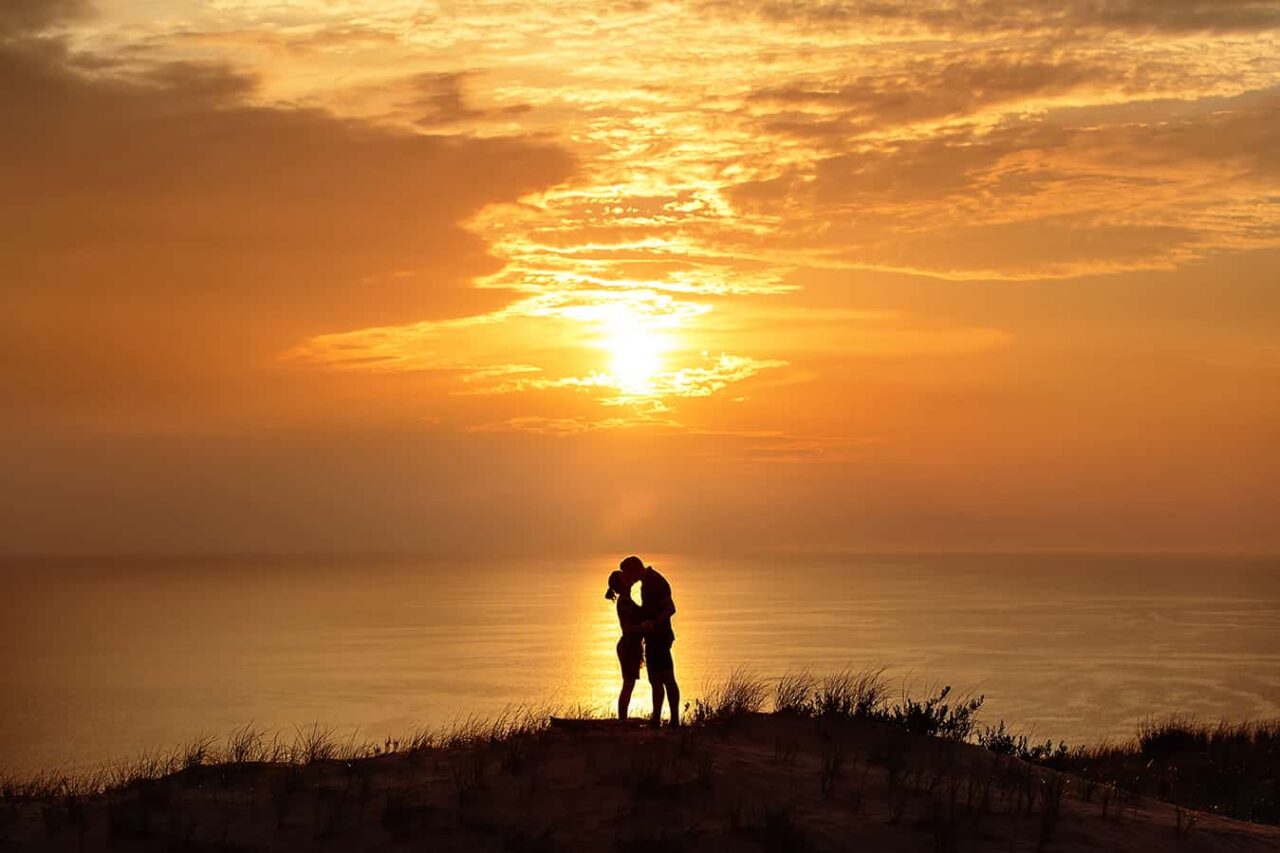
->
<box><xmin>979</xmin><ymin>721</ymin><xmax>1068</xmax><ymax>764</ymax></box>
<box><xmin>886</xmin><ymin>685</ymin><xmax>984</xmax><ymax>740</ymax></box>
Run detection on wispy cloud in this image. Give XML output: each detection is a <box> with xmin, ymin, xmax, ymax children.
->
<box><xmin>451</xmin><ymin>354</ymin><xmax>788</xmax><ymax>405</ymax></box>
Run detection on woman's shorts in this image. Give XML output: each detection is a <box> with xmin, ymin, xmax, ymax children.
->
<box><xmin>617</xmin><ymin>637</ymin><xmax>643</xmax><ymax>680</ymax></box>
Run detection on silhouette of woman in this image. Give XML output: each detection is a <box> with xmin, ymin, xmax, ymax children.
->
<box><xmin>606</xmin><ymin>570</ymin><xmax>647</xmax><ymax>720</ymax></box>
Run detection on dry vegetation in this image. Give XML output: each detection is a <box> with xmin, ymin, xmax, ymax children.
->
<box><xmin>1049</xmin><ymin>716</ymin><xmax>1280</xmax><ymax>825</ymax></box>
<box><xmin>2</xmin><ymin>670</ymin><xmax>1277</xmax><ymax>852</ymax></box>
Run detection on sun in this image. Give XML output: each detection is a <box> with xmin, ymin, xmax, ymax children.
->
<box><xmin>587</xmin><ymin>300</ymin><xmax>683</xmax><ymax>396</ymax></box>
<box><xmin>607</xmin><ymin>326</ymin><xmax>666</xmax><ymax>393</ymax></box>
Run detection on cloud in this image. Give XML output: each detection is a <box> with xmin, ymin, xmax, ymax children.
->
<box><xmin>607</xmin><ymin>354</ymin><xmax>789</xmax><ymax>404</ymax></box>
<box><xmin>404</xmin><ymin>71</ymin><xmax>533</xmax><ymax>128</ymax></box>
<box><xmin>749</xmin><ymin>53</ymin><xmax>1117</xmax><ymax>132</ymax></box>
<box><xmin>0</xmin><ymin>33</ymin><xmax>573</xmax><ymax>419</ymax></box>
<box><xmin>451</xmin><ymin>353</ymin><xmax>788</xmax><ymax>406</ymax></box>
<box><xmin>711</xmin><ymin>0</ymin><xmax>1280</xmax><ymax>35</ymax></box>
<box><xmin>0</xmin><ymin>0</ymin><xmax>88</xmax><ymax>36</ymax></box>
<box><xmin>727</xmin><ymin>87</ymin><xmax>1280</xmax><ymax>278</ymax></box>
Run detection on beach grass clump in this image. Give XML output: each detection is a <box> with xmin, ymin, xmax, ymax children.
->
<box><xmin>771</xmin><ymin>667</ymin><xmax>890</xmax><ymax>720</ymax></box>
<box><xmin>1137</xmin><ymin>713</ymin><xmax>1208</xmax><ymax>756</ymax></box>
<box><xmin>180</xmin><ymin>734</ymin><xmax>217</xmax><ymax>770</ymax></box>
<box><xmin>767</xmin><ymin>669</ymin><xmax>981</xmax><ymax>742</ymax></box>
<box><xmin>692</xmin><ymin>667</ymin><xmax>770</xmax><ymax>724</ymax></box>
<box><xmin>816</xmin><ymin>668</ymin><xmax>890</xmax><ymax>719</ymax></box>
<box><xmin>225</xmin><ymin>723</ymin><xmax>275</xmax><ymax>764</ymax></box>
<box><xmin>774</xmin><ymin>670</ymin><xmax>817</xmax><ymax>715</ymax></box>
<box><xmin>291</xmin><ymin>723</ymin><xmax>346</xmax><ymax>764</ymax></box>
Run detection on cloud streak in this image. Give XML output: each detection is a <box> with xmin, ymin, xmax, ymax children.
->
<box><xmin>0</xmin><ymin>25</ymin><xmax>573</xmax><ymax>419</ymax></box>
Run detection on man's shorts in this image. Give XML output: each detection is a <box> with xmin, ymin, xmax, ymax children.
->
<box><xmin>644</xmin><ymin>633</ymin><xmax>674</xmax><ymax>681</ymax></box>
<box><xmin>617</xmin><ymin>636</ymin><xmax>642</xmax><ymax>681</ymax></box>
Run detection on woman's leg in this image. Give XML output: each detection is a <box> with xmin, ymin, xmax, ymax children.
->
<box><xmin>664</xmin><ymin>675</ymin><xmax>681</xmax><ymax>726</ymax></box>
<box><xmin>618</xmin><ymin>677</ymin><xmax>636</xmax><ymax>720</ymax></box>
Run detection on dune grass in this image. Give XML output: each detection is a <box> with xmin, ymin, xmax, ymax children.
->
<box><xmin>691</xmin><ymin>667</ymin><xmax>772</xmax><ymax>723</ymax></box>
<box><xmin>0</xmin><ymin>704</ymin><xmax>564</xmax><ymax>802</ymax></box>
<box><xmin>767</xmin><ymin>667</ymin><xmax>984</xmax><ymax>741</ymax></box>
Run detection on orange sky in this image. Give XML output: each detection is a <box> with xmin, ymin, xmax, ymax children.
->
<box><xmin>2</xmin><ymin>0</ymin><xmax>1278</xmax><ymax>555</ymax></box>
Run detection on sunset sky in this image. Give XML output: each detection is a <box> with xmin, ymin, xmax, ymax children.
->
<box><xmin>2</xmin><ymin>0</ymin><xmax>1278</xmax><ymax>555</ymax></box>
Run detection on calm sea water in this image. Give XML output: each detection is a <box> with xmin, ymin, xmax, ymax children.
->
<box><xmin>2</xmin><ymin>553</ymin><xmax>1278</xmax><ymax>775</ymax></box>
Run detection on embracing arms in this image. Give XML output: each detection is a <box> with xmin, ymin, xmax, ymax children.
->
<box><xmin>621</xmin><ymin>618</ymin><xmax>648</xmax><ymax>636</ymax></box>
<box><xmin>641</xmin><ymin>593</ymin><xmax>676</xmax><ymax>633</ymax></box>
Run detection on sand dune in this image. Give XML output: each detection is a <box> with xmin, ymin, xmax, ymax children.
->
<box><xmin>6</xmin><ymin>713</ymin><xmax>1278</xmax><ymax>852</ymax></box>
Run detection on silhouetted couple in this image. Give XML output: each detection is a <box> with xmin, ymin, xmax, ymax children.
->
<box><xmin>605</xmin><ymin>555</ymin><xmax>680</xmax><ymax>727</ymax></box>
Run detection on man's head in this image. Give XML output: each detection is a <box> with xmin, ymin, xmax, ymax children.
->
<box><xmin>619</xmin><ymin>555</ymin><xmax>646</xmax><ymax>581</ymax></box>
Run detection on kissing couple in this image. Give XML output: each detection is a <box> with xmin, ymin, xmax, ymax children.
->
<box><xmin>605</xmin><ymin>555</ymin><xmax>680</xmax><ymax>727</ymax></box>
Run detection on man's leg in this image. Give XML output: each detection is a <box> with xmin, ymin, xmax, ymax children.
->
<box><xmin>664</xmin><ymin>675</ymin><xmax>680</xmax><ymax>726</ymax></box>
<box><xmin>650</xmin><ymin>680</ymin><xmax>666</xmax><ymax>726</ymax></box>
<box><xmin>619</xmin><ymin>677</ymin><xmax>636</xmax><ymax>720</ymax></box>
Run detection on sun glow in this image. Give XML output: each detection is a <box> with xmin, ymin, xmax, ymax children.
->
<box><xmin>606</xmin><ymin>324</ymin><xmax>668</xmax><ymax>393</ymax></box>
<box><xmin>591</xmin><ymin>303</ymin><xmax>676</xmax><ymax>395</ymax></box>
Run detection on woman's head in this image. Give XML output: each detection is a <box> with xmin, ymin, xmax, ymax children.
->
<box><xmin>605</xmin><ymin>569</ymin><xmax>632</xmax><ymax>601</ymax></box>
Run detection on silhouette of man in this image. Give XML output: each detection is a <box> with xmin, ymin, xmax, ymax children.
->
<box><xmin>620</xmin><ymin>555</ymin><xmax>680</xmax><ymax>727</ymax></box>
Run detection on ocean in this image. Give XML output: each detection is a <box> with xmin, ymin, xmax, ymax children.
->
<box><xmin>3</xmin><ymin>552</ymin><xmax>1278</xmax><ymax>774</ymax></box>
